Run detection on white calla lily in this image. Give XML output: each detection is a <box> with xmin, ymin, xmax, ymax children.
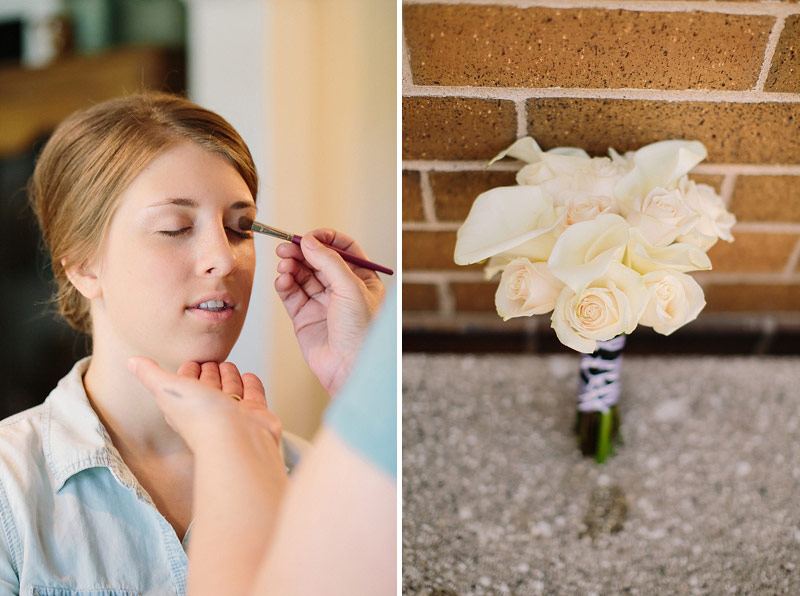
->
<box><xmin>615</xmin><ymin>140</ymin><xmax>707</xmax><ymax>203</ymax></box>
<box><xmin>488</xmin><ymin>136</ymin><xmax>543</xmax><ymax>165</ymax></box>
<box><xmin>484</xmin><ymin>255</ymin><xmax>514</xmax><ymax>279</ymax></box>
<box><xmin>547</xmin><ymin>213</ymin><xmax>630</xmax><ymax>293</ymax></box>
<box><xmin>454</xmin><ymin>185</ymin><xmax>562</xmax><ymax>265</ymax></box>
<box><xmin>625</xmin><ymin>229</ymin><xmax>711</xmax><ymax>274</ymax></box>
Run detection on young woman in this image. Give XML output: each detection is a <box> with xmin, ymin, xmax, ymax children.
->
<box><xmin>0</xmin><ymin>92</ymin><xmax>384</xmax><ymax>594</ymax></box>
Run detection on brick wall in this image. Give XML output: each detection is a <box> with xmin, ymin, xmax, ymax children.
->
<box><xmin>402</xmin><ymin>0</ymin><xmax>800</xmax><ymax>336</ymax></box>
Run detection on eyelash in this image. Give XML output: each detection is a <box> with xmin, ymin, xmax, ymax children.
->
<box><xmin>160</xmin><ymin>228</ymin><xmax>252</xmax><ymax>239</ymax></box>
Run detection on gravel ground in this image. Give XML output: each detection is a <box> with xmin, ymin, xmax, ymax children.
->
<box><xmin>402</xmin><ymin>354</ymin><xmax>800</xmax><ymax>596</ymax></box>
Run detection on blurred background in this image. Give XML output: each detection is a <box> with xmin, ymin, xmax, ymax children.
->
<box><xmin>402</xmin><ymin>1</ymin><xmax>800</xmax><ymax>356</ymax></box>
<box><xmin>0</xmin><ymin>0</ymin><xmax>396</xmax><ymax>440</ymax></box>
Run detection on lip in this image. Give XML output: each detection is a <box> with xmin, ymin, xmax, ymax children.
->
<box><xmin>186</xmin><ymin>292</ymin><xmax>237</xmax><ymax>322</ymax></box>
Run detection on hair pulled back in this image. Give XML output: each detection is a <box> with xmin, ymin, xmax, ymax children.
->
<box><xmin>29</xmin><ymin>92</ymin><xmax>258</xmax><ymax>333</ymax></box>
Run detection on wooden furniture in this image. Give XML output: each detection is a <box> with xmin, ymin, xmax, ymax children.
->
<box><xmin>0</xmin><ymin>46</ymin><xmax>184</xmax><ymax>158</ymax></box>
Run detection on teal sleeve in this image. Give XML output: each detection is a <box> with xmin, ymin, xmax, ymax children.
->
<box><xmin>324</xmin><ymin>285</ymin><xmax>397</xmax><ymax>479</ymax></box>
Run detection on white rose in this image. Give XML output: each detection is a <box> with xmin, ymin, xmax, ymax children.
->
<box><xmin>495</xmin><ymin>258</ymin><xmax>564</xmax><ymax>320</ymax></box>
<box><xmin>639</xmin><ymin>270</ymin><xmax>706</xmax><ymax>335</ymax></box>
<box><xmin>615</xmin><ymin>139</ymin><xmax>708</xmax><ymax>204</ymax></box>
<box><xmin>607</xmin><ymin>147</ymin><xmax>636</xmax><ymax>174</ymax></box>
<box><xmin>625</xmin><ymin>229</ymin><xmax>711</xmax><ymax>274</ymax></box>
<box><xmin>548</xmin><ymin>213</ymin><xmax>630</xmax><ymax>293</ymax></box>
<box><xmin>454</xmin><ymin>185</ymin><xmax>563</xmax><ymax>265</ymax></box>
<box><xmin>516</xmin><ymin>154</ymin><xmax>592</xmax><ymax>194</ymax></box>
<box><xmin>558</xmin><ymin>189</ymin><xmax>618</xmax><ymax>227</ymax></box>
<box><xmin>625</xmin><ymin>187</ymin><xmax>698</xmax><ymax>247</ymax></box>
<box><xmin>551</xmin><ymin>262</ymin><xmax>649</xmax><ymax>353</ymax></box>
<box><xmin>678</xmin><ymin>177</ymin><xmax>736</xmax><ymax>246</ymax></box>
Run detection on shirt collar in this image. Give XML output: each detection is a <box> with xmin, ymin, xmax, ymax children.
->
<box><xmin>44</xmin><ymin>357</ymin><xmax>132</xmax><ymax>492</ymax></box>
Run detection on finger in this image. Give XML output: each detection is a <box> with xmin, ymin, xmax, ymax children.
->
<box><xmin>128</xmin><ymin>357</ymin><xmax>176</xmax><ymax>397</ymax></box>
<box><xmin>242</xmin><ymin>372</ymin><xmax>267</xmax><ymax>406</ymax></box>
<box><xmin>177</xmin><ymin>361</ymin><xmax>201</xmax><ymax>379</ymax></box>
<box><xmin>276</xmin><ymin>241</ymin><xmax>304</xmax><ymax>261</ymax></box>
<box><xmin>299</xmin><ymin>234</ymin><xmax>370</xmax><ymax>298</ymax></box>
<box><xmin>274</xmin><ymin>272</ymin><xmax>314</xmax><ymax>321</ymax></box>
<box><xmin>219</xmin><ymin>362</ymin><xmax>244</xmax><ymax>398</ymax></box>
<box><xmin>307</xmin><ymin>228</ymin><xmax>367</xmax><ymax>259</ymax></box>
<box><xmin>199</xmin><ymin>362</ymin><xmax>222</xmax><ymax>389</ymax></box>
<box><xmin>277</xmin><ymin>257</ymin><xmax>329</xmax><ymax>296</ymax></box>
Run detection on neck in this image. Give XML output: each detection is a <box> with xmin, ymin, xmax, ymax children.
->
<box><xmin>83</xmin><ymin>340</ymin><xmax>190</xmax><ymax>459</ymax></box>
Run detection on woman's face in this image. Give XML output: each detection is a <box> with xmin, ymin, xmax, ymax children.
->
<box><xmin>90</xmin><ymin>141</ymin><xmax>257</xmax><ymax>370</ymax></box>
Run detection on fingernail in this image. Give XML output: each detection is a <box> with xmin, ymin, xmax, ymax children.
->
<box><xmin>304</xmin><ymin>235</ymin><xmax>321</xmax><ymax>248</ymax></box>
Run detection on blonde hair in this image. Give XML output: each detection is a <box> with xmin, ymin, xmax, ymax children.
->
<box><xmin>28</xmin><ymin>92</ymin><xmax>258</xmax><ymax>334</ymax></box>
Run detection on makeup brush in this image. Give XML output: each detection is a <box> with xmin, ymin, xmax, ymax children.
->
<box><xmin>240</xmin><ymin>217</ymin><xmax>394</xmax><ymax>276</ymax></box>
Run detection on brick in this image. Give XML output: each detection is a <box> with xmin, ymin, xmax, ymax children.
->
<box><xmin>452</xmin><ymin>282</ymin><xmax>498</xmax><ymax>312</ymax></box>
<box><xmin>429</xmin><ymin>170</ymin><xmax>518</xmax><ymax>222</ymax></box>
<box><xmin>402</xmin><ymin>96</ymin><xmax>517</xmax><ymax>160</ymax></box>
<box><xmin>403</xmin><ymin>231</ymin><xmax>482</xmax><ymax>271</ymax></box>
<box><xmin>403</xmin><ymin>170</ymin><xmax>425</xmax><ymax>221</ymax></box>
<box><xmin>706</xmin><ymin>232</ymin><xmax>798</xmax><ymax>272</ymax></box>
<box><xmin>765</xmin><ymin>15</ymin><xmax>800</xmax><ymax>92</ymax></box>
<box><xmin>729</xmin><ymin>176</ymin><xmax>800</xmax><ymax>222</ymax></box>
<box><xmin>403</xmin><ymin>283</ymin><xmax>439</xmax><ymax>311</ymax></box>
<box><xmin>525</xmin><ymin>98</ymin><xmax>800</xmax><ymax>164</ymax></box>
<box><xmin>404</xmin><ymin>5</ymin><xmax>771</xmax><ymax>90</ymax></box>
<box><xmin>688</xmin><ymin>175</ymin><xmax>724</xmax><ymax>193</ymax></box>
<box><xmin>704</xmin><ymin>284</ymin><xmax>800</xmax><ymax>311</ymax></box>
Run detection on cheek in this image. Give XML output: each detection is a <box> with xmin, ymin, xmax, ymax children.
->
<box><xmin>102</xmin><ymin>242</ymin><xmax>190</xmax><ymax>305</ymax></box>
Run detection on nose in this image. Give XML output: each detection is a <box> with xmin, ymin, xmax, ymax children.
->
<box><xmin>195</xmin><ymin>222</ymin><xmax>236</xmax><ymax>278</ymax></box>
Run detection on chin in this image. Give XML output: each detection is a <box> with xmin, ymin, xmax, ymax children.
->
<box><xmin>169</xmin><ymin>339</ymin><xmax>237</xmax><ymax>368</ymax></box>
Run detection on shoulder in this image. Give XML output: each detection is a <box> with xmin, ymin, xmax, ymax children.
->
<box><xmin>0</xmin><ymin>404</ymin><xmax>48</xmax><ymax>465</ymax></box>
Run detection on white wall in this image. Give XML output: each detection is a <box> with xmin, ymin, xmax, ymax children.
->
<box><xmin>186</xmin><ymin>0</ymin><xmax>396</xmax><ymax>439</ymax></box>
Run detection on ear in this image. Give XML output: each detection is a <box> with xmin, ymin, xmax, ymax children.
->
<box><xmin>62</xmin><ymin>257</ymin><xmax>102</xmax><ymax>300</ymax></box>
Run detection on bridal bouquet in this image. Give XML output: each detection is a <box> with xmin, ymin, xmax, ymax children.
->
<box><xmin>454</xmin><ymin>137</ymin><xmax>735</xmax><ymax>461</ymax></box>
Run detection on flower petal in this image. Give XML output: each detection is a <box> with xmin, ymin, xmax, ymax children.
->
<box><xmin>454</xmin><ymin>185</ymin><xmax>560</xmax><ymax>265</ymax></box>
<box><xmin>547</xmin><ymin>213</ymin><xmax>629</xmax><ymax>292</ymax></box>
<box><xmin>616</xmin><ymin>140</ymin><xmax>708</xmax><ymax>202</ymax></box>
<box><xmin>626</xmin><ymin>229</ymin><xmax>712</xmax><ymax>274</ymax></box>
<box><xmin>489</xmin><ymin>136</ymin><xmax>543</xmax><ymax>165</ymax></box>
<box><xmin>551</xmin><ymin>287</ymin><xmax>598</xmax><ymax>353</ymax></box>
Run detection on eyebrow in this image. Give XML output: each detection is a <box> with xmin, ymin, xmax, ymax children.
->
<box><xmin>149</xmin><ymin>197</ymin><xmax>257</xmax><ymax>210</ymax></box>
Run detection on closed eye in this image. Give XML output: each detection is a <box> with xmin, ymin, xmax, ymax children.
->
<box><xmin>227</xmin><ymin>227</ymin><xmax>253</xmax><ymax>240</ymax></box>
<box><xmin>160</xmin><ymin>228</ymin><xmax>191</xmax><ymax>237</ymax></box>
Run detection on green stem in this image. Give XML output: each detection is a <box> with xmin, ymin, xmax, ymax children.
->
<box><xmin>595</xmin><ymin>409</ymin><xmax>613</xmax><ymax>464</ymax></box>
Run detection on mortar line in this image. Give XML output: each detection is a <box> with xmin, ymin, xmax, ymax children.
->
<box><xmin>756</xmin><ymin>15</ymin><xmax>786</xmax><ymax>91</ymax></box>
<box><xmin>783</xmin><ymin>236</ymin><xmax>800</xmax><ymax>276</ymax></box>
<box><xmin>401</xmin><ymin>23</ymin><xmax>413</xmax><ymax>87</ymax></box>
<box><xmin>693</xmin><ymin>271</ymin><xmax>800</xmax><ymax>284</ymax></box>
<box><xmin>402</xmin><ymin>0</ymin><xmax>799</xmax><ymax>17</ymax></box>
<box><xmin>515</xmin><ymin>99</ymin><xmax>528</xmax><ymax>138</ymax></box>
<box><xmin>405</xmin><ymin>269</ymin><xmax>800</xmax><ymax>285</ymax></box>
<box><xmin>438</xmin><ymin>279</ymin><xmax>456</xmax><ymax>316</ymax></box>
<box><xmin>403</xmin><ymin>84</ymin><xmax>800</xmax><ymax>103</ymax></box>
<box><xmin>419</xmin><ymin>171</ymin><xmax>438</xmax><ymax>223</ymax></box>
<box><xmin>403</xmin><ymin>221</ymin><xmax>461</xmax><ymax>231</ymax></box>
<box><xmin>403</xmin><ymin>160</ymin><xmax>800</xmax><ymax>175</ymax></box>
<box><xmin>720</xmin><ymin>173</ymin><xmax>738</xmax><ymax>209</ymax></box>
<box><xmin>733</xmin><ymin>222</ymin><xmax>800</xmax><ymax>234</ymax></box>
<box><xmin>404</xmin><ymin>270</ymin><xmax>488</xmax><ymax>283</ymax></box>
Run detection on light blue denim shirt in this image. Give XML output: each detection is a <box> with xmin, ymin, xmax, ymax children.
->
<box><xmin>0</xmin><ymin>357</ymin><xmax>190</xmax><ymax>594</ymax></box>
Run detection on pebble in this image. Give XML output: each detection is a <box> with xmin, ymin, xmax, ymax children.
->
<box><xmin>403</xmin><ymin>354</ymin><xmax>800</xmax><ymax>594</ymax></box>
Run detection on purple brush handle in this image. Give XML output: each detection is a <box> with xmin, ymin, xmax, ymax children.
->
<box><xmin>291</xmin><ymin>235</ymin><xmax>394</xmax><ymax>275</ymax></box>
